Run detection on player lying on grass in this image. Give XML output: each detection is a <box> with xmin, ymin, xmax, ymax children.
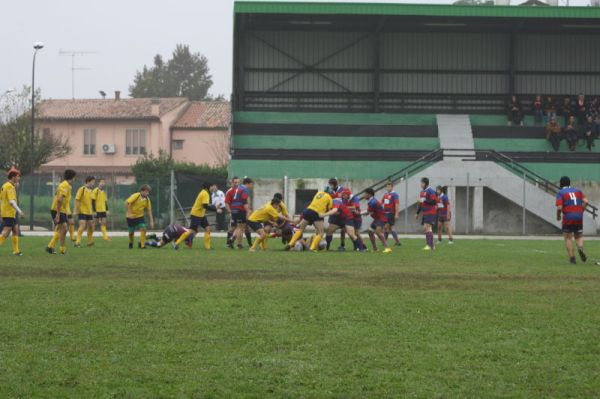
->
<box><xmin>556</xmin><ymin>175</ymin><xmax>588</xmax><ymax>264</ymax></box>
<box><xmin>319</xmin><ymin>189</ymin><xmax>366</xmax><ymax>252</ymax></box>
<box><xmin>47</xmin><ymin>169</ymin><xmax>76</xmax><ymax>255</ymax></box>
<box><xmin>436</xmin><ymin>185</ymin><xmax>454</xmax><ymax>244</ymax></box>
<box><xmin>361</xmin><ymin>188</ymin><xmax>392</xmax><ymax>253</ymax></box>
<box><xmin>416</xmin><ymin>177</ymin><xmax>438</xmax><ymax>251</ymax></box>
<box><xmin>125</xmin><ymin>185</ymin><xmax>155</xmax><ymax>249</ymax></box>
<box><xmin>0</xmin><ymin>168</ymin><xmax>25</xmax><ymax>256</ymax></box>
<box><xmin>92</xmin><ymin>178</ymin><xmax>110</xmax><ymax>241</ymax></box>
<box><xmin>146</xmin><ymin>224</ymin><xmax>194</xmax><ymax>249</ymax></box>
<box><xmin>286</xmin><ymin>190</ymin><xmax>333</xmax><ymax>252</ymax></box>
<box><xmin>247</xmin><ymin>196</ymin><xmax>293</xmax><ymax>252</ymax></box>
<box><xmin>74</xmin><ymin>176</ymin><xmax>96</xmax><ymax>248</ymax></box>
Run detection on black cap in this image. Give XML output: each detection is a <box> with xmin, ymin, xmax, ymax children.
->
<box><xmin>559</xmin><ymin>176</ymin><xmax>571</xmax><ymax>188</ymax></box>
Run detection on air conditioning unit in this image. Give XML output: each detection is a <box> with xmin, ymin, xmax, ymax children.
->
<box><xmin>102</xmin><ymin>144</ymin><xmax>116</xmax><ymax>154</ymax></box>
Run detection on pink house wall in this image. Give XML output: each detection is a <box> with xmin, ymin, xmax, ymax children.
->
<box><xmin>171</xmin><ymin>129</ymin><xmax>230</xmax><ymax>167</ymax></box>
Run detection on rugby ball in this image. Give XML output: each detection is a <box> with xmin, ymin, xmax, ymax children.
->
<box><xmin>318</xmin><ymin>240</ymin><xmax>327</xmax><ymax>251</ymax></box>
<box><xmin>294</xmin><ymin>241</ymin><xmax>304</xmax><ymax>252</ymax></box>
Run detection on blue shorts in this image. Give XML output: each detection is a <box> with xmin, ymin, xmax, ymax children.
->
<box><xmin>247</xmin><ymin>220</ymin><xmax>264</xmax><ymax>232</ymax></box>
<box><xmin>1</xmin><ymin>217</ymin><xmax>16</xmax><ymax>228</ymax></box>
<box><xmin>385</xmin><ymin>213</ymin><xmax>396</xmax><ymax>225</ymax></box>
<box><xmin>370</xmin><ymin>220</ymin><xmax>386</xmax><ymax>230</ymax></box>
<box><xmin>354</xmin><ymin>217</ymin><xmax>363</xmax><ymax>230</ymax></box>
<box><xmin>190</xmin><ymin>215</ymin><xmax>209</xmax><ymax>231</ymax></box>
<box><xmin>438</xmin><ymin>214</ymin><xmax>449</xmax><ymax>223</ymax></box>
<box><xmin>51</xmin><ymin>211</ymin><xmax>68</xmax><ymax>225</ymax></box>
<box><xmin>302</xmin><ymin>209</ymin><xmax>323</xmax><ymax>225</ymax></box>
<box><xmin>421</xmin><ymin>214</ymin><xmax>437</xmax><ymax>226</ymax></box>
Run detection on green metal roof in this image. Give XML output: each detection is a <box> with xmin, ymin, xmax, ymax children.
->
<box><xmin>234</xmin><ymin>1</ymin><xmax>600</xmax><ymax>19</ymax></box>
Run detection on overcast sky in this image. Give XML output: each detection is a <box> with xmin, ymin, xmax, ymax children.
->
<box><xmin>0</xmin><ymin>0</ymin><xmax>591</xmax><ymax>100</ymax></box>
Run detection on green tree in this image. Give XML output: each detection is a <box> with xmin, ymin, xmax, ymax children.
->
<box><xmin>129</xmin><ymin>45</ymin><xmax>214</xmax><ymax>100</ymax></box>
<box><xmin>0</xmin><ymin>86</ymin><xmax>71</xmax><ymax>174</ymax></box>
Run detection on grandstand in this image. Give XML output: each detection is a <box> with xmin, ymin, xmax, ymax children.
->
<box><xmin>230</xmin><ymin>1</ymin><xmax>600</xmax><ymax>234</ymax></box>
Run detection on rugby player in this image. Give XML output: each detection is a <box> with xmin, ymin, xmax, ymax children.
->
<box><xmin>0</xmin><ymin>168</ymin><xmax>24</xmax><ymax>256</ymax></box>
<box><xmin>556</xmin><ymin>176</ymin><xmax>588</xmax><ymax>264</ymax></box>
<box><xmin>416</xmin><ymin>177</ymin><xmax>438</xmax><ymax>251</ymax></box>
<box><xmin>74</xmin><ymin>176</ymin><xmax>96</xmax><ymax>247</ymax></box>
<box><xmin>320</xmin><ymin>189</ymin><xmax>365</xmax><ymax>251</ymax></box>
<box><xmin>177</xmin><ymin>182</ymin><xmax>216</xmax><ymax>250</ymax></box>
<box><xmin>382</xmin><ymin>181</ymin><xmax>401</xmax><ymax>246</ymax></box>
<box><xmin>247</xmin><ymin>196</ymin><xmax>292</xmax><ymax>252</ymax></box>
<box><xmin>147</xmin><ymin>224</ymin><xmax>194</xmax><ymax>249</ymax></box>
<box><xmin>92</xmin><ymin>178</ymin><xmax>110</xmax><ymax>241</ymax></box>
<box><xmin>125</xmin><ymin>184</ymin><xmax>155</xmax><ymax>249</ymax></box>
<box><xmin>47</xmin><ymin>169</ymin><xmax>76</xmax><ymax>255</ymax></box>
<box><xmin>286</xmin><ymin>190</ymin><xmax>333</xmax><ymax>251</ymax></box>
<box><xmin>436</xmin><ymin>185</ymin><xmax>454</xmax><ymax>244</ymax></box>
<box><xmin>361</xmin><ymin>188</ymin><xmax>392</xmax><ymax>253</ymax></box>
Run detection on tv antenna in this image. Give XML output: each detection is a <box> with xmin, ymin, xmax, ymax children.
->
<box><xmin>59</xmin><ymin>49</ymin><xmax>97</xmax><ymax>99</ymax></box>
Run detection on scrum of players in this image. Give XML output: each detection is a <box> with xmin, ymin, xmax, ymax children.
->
<box><xmin>0</xmin><ymin>168</ymin><xmax>591</xmax><ymax>263</ymax></box>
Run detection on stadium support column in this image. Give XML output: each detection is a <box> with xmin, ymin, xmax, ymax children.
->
<box><xmin>448</xmin><ymin>186</ymin><xmax>457</xmax><ymax>233</ymax></box>
<box><xmin>508</xmin><ymin>29</ymin><xmax>516</xmax><ymax>96</ymax></box>
<box><xmin>472</xmin><ymin>186</ymin><xmax>484</xmax><ymax>234</ymax></box>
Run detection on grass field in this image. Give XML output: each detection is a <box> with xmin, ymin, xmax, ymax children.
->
<box><xmin>1</xmin><ymin>237</ymin><xmax>599</xmax><ymax>398</ymax></box>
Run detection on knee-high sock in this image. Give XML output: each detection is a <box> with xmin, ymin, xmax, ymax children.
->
<box><xmin>140</xmin><ymin>230</ymin><xmax>147</xmax><ymax>248</ymax></box>
<box><xmin>251</xmin><ymin>236</ymin><xmax>263</xmax><ymax>250</ymax></box>
<box><xmin>226</xmin><ymin>231</ymin><xmax>233</xmax><ymax>244</ymax></box>
<box><xmin>48</xmin><ymin>229</ymin><xmax>60</xmax><ymax>249</ymax></box>
<box><xmin>76</xmin><ymin>226</ymin><xmax>84</xmax><ymax>245</ymax></box>
<box><xmin>87</xmin><ymin>227</ymin><xmax>94</xmax><ymax>244</ymax></box>
<box><xmin>325</xmin><ymin>234</ymin><xmax>333</xmax><ymax>250</ymax></box>
<box><xmin>310</xmin><ymin>234</ymin><xmax>322</xmax><ymax>251</ymax></box>
<box><xmin>245</xmin><ymin>231</ymin><xmax>252</xmax><ymax>246</ymax></box>
<box><xmin>11</xmin><ymin>236</ymin><xmax>19</xmax><ymax>253</ymax></box>
<box><xmin>69</xmin><ymin>224</ymin><xmax>75</xmax><ymax>240</ymax></box>
<box><xmin>101</xmin><ymin>225</ymin><xmax>108</xmax><ymax>240</ymax></box>
<box><xmin>368</xmin><ymin>232</ymin><xmax>377</xmax><ymax>251</ymax></box>
<box><xmin>426</xmin><ymin>231</ymin><xmax>434</xmax><ymax>248</ymax></box>
<box><xmin>289</xmin><ymin>230</ymin><xmax>303</xmax><ymax>247</ymax></box>
<box><xmin>0</xmin><ymin>236</ymin><xmax>5</xmax><ymax>246</ymax></box>
<box><xmin>204</xmin><ymin>231</ymin><xmax>212</xmax><ymax>250</ymax></box>
<box><xmin>128</xmin><ymin>232</ymin><xmax>134</xmax><ymax>244</ymax></box>
<box><xmin>391</xmin><ymin>231</ymin><xmax>399</xmax><ymax>243</ymax></box>
<box><xmin>176</xmin><ymin>230</ymin><xmax>192</xmax><ymax>246</ymax></box>
<box><xmin>384</xmin><ymin>232</ymin><xmax>390</xmax><ymax>240</ymax></box>
<box><xmin>377</xmin><ymin>232</ymin><xmax>389</xmax><ymax>248</ymax></box>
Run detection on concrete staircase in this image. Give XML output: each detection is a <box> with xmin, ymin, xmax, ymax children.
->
<box><xmin>436</xmin><ymin>114</ymin><xmax>476</xmax><ymax>160</ymax></box>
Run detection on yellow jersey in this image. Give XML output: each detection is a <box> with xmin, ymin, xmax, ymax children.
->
<box><xmin>0</xmin><ymin>181</ymin><xmax>17</xmax><ymax>218</ymax></box>
<box><xmin>248</xmin><ymin>202</ymin><xmax>281</xmax><ymax>223</ymax></box>
<box><xmin>75</xmin><ymin>186</ymin><xmax>94</xmax><ymax>215</ymax></box>
<box><xmin>280</xmin><ymin>201</ymin><xmax>289</xmax><ymax>217</ymax></box>
<box><xmin>51</xmin><ymin>180</ymin><xmax>72</xmax><ymax>213</ymax></box>
<box><xmin>191</xmin><ymin>189</ymin><xmax>210</xmax><ymax>218</ymax></box>
<box><xmin>91</xmin><ymin>188</ymin><xmax>107</xmax><ymax>212</ymax></box>
<box><xmin>307</xmin><ymin>192</ymin><xmax>333</xmax><ymax>214</ymax></box>
<box><xmin>126</xmin><ymin>192</ymin><xmax>152</xmax><ymax>219</ymax></box>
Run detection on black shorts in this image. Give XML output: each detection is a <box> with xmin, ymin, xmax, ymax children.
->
<box><xmin>95</xmin><ymin>212</ymin><xmax>107</xmax><ymax>219</ymax></box>
<box><xmin>51</xmin><ymin>210</ymin><xmax>69</xmax><ymax>224</ymax></box>
<box><xmin>78</xmin><ymin>214</ymin><xmax>94</xmax><ymax>221</ymax></box>
<box><xmin>190</xmin><ymin>215</ymin><xmax>209</xmax><ymax>231</ymax></box>
<box><xmin>302</xmin><ymin>209</ymin><xmax>323</xmax><ymax>225</ymax></box>
<box><xmin>1</xmin><ymin>217</ymin><xmax>16</xmax><ymax>228</ymax></box>
<box><xmin>68</xmin><ymin>214</ymin><xmax>73</xmax><ymax>220</ymax></box>
<box><xmin>127</xmin><ymin>217</ymin><xmax>145</xmax><ymax>228</ymax></box>
<box><xmin>370</xmin><ymin>220</ymin><xmax>386</xmax><ymax>230</ymax></box>
<box><xmin>162</xmin><ymin>225</ymin><xmax>180</xmax><ymax>243</ymax></box>
<box><xmin>354</xmin><ymin>217</ymin><xmax>363</xmax><ymax>230</ymax></box>
<box><xmin>562</xmin><ymin>224</ymin><xmax>583</xmax><ymax>235</ymax></box>
<box><xmin>247</xmin><ymin>220</ymin><xmax>264</xmax><ymax>232</ymax></box>
<box><xmin>231</xmin><ymin>210</ymin><xmax>247</xmax><ymax>224</ymax></box>
<box><xmin>385</xmin><ymin>213</ymin><xmax>396</xmax><ymax>225</ymax></box>
<box><xmin>438</xmin><ymin>214</ymin><xmax>449</xmax><ymax>223</ymax></box>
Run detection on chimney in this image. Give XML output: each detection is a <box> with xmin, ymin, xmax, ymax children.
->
<box><xmin>115</xmin><ymin>90</ymin><xmax>121</xmax><ymax>101</ymax></box>
<box><xmin>151</xmin><ymin>97</ymin><xmax>160</xmax><ymax>117</ymax></box>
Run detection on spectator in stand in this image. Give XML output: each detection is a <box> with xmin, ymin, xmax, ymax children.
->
<box><xmin>532</xmin><ymin>95</ymin><xmax>544</xmax><ymax>125</ymax></box>
<box><xmin>574</xmin><ymin>94</ymin><xmax>587</xmax><ymax>125</ymax></box>
<box><xmin>564</xmin><ymin>116</ymin><xmax>579</xmax><ymax>151</ymax></box>
<box><xmin>582</xmin><ymin>116</ymin><xmax>596</xmax><ymax>151</ymax></box>
<box><xmin>544</xmin><ymin>95</ymin><xmax>557</xmax><ymax>123</ymax></box>
<box><xmin>506</xmin><ymin>95</ymin><xmax>523</xmax><ymax>126</ymax></box>
<box><xmin>545</xmin><ymin>117</ymin><xmax>562</xmax><ymax>151</ymax></box>
<box><xmin>593</xmin><ymin>114</ymin><xmax>600</xmax><ymax>147</ymax></box>
<box><xmin>588</xmin><ymin>97</ymin><xmax>599</xmax><ymax>121</ymax></box>
<box><xmin>559</xmin><ymin>97</ymin><xmax>572</xmax><ymax>126</ymax></box>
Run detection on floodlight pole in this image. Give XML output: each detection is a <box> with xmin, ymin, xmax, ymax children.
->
<box><xmin>30</xmin><ymin>43</ymin><xmax>43</xmax><ymax>231</ymax></box>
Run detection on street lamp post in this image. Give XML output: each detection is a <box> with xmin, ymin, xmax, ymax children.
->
<box><xmin>30</xmin><ymin>42</ymin><xmax>44</xmax><ymax>231</ymax></box>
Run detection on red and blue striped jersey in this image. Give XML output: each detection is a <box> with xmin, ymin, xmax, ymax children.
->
<box><xmin>367</xmin><ymin>197</ymin><xmax>388</xmax><ymax>222</ymax></box>
<box><xmin>329</xmin><ymin>186</ymin><xmax>345</xmax><ymax>199</ymax></box>
<box><xmin>225</xmin><ymin>186</ymin><xmax>248</xmax><ymax>211</ymax></box>
<box><xmin>556</xmin><ymin>187</ymin><xmax>586</xmax><ymax>225</ymax></box>
<box><xmin>419</xmin><ymin>187</ymin><xmax>438</xmax><ymax>216</ymax></box>
<box><xmin>382</xmin><ymin>191</ymin><xmax>400</xmax><ymax>214</ymax></box>
<box><xmin>437</xmin><ymin>194</ymin><xmax>450</xmax><ymax>216</ymax></box>
<box><xmin>333</xmin><ymin>198</ymin><xmax>354</xmax><ymax>220</ymax></box>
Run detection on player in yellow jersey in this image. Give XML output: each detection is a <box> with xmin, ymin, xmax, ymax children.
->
<box><xmin>0</xmin><ymin>169</ymin><xmax>25</xmax><ymax>256</ymax></box>
<box><xmin>247</xmin><ymin>196</ymin><xmax>292</xmax><ymax>252</ymax></box>
<box><xmin>46</xmin><ymin>169</ymin><xmax>76</xmax><ymax>255</ymax></box>
<box><xmin>286</xmin><ymin>191</ymin><xmax>333</xmax><ymax>251</ymax></box>
<box><xmin>74</xmin><ymin>176</ymin><xmax>96</xmax><ymax>247</ymax></box>
<box><xmin>174</xmin><ymin>182</ymin><xmax>216</xmax><ymax>250</ymax></box>
<box><xmin>92</xmin><ymin>178</ymin><xmax>110</xmax><ymax>241</ymax></box>
<box><xmin>125</xmin><ymin>184</ymin><xmax>154</xmax><ymax>249</ymax></box>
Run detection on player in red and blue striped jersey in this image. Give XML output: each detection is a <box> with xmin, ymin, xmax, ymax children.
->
<box><xmin>436</xmin><ymin>185</ymin><xmax>454</xmax><ymax>244</ymax></box>
<box><xmin>321</xmin><ymin>189</ymin><xmax>365</xmax><ymax>252</ymax></box>
<box><xmin>225</xmin><ymin>177</ymin><xmax>254</xmax><ymax>249</ymax></box>
<box><xmin>361</xmin><ymin>188</ymin><xmax>392</xmax><ymax>253</ymax></box>
<box><xmin>348</xmin><ymin>193</ymin><xmax>367</xmax><ymax>250</ymax></box>
<box><xmin>382</xmin><ymin>181</ymin><xmax>401</xmax><ymax>246</ymax></box>
<box><xmin>416</xmin><ymin>177</ymin><xmax>438</xmax><ymax>251</ymax></box>
<box><xmin>555</xmin><ymin>176</ymin><xmax>589</xmax><ymax>264</ymax></box>
<box><xmin>327</xmin><ymin>178</ymin><xmax>348</xmax><ymax>250</ymax></box>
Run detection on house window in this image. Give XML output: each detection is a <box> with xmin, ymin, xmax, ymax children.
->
<box><xmin>83</xmin><ymin>128</ymin><xmax>96</xmax><ymax>155</ymax></box>
<box><xmin>125</xmin><ymin>128</ymin><xmax>147</xmax><ymax>155</ymax></box>
<box><xmin>172</xmin><ymin>140</ymin><xmax>184</xmax><ymax>150</ymax></box>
